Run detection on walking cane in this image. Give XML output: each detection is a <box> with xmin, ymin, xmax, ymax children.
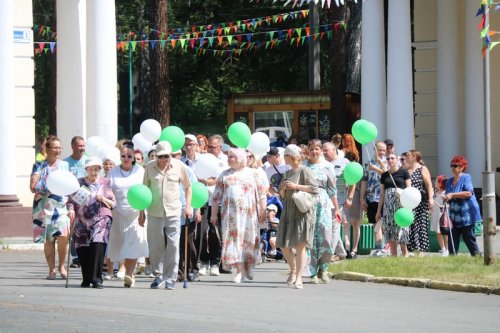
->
<box><xmin>183</xmin><ymin>216</ymin><xmax>189</xmax><ymax>289</ymax></box>
<box><xmin>65</xmin><ymin>219</ymin><xmax>75</xmax><ymax>288</ymax></box>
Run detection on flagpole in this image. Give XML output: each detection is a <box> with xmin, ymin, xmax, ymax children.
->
<box><xmin>482</xmin><ymin>1</ymin><xmax>496</xmax><ymax>265</ymax></box>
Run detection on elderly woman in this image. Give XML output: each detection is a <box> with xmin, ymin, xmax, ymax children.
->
<box><xmin>277</xmin><ymin>144</ymin><xmax>318</xmax><ymax>289</ymax></box>
<box><xmin>67</xmin><ymin>157</ymin><xmax>116</xmax><ymax>288</ymax></box>
<box><xmin>375</xmin><ymin>153</ymin><xmax>411</xmax><ymax>257</ymax></box>
<box><xmin>107</xmin><ymin>141</ymin><xmax>148</xmax><ymax>287</ymax></box>
<box><xmin>405</xmin><ymin>150</ymin><xmax>434</xmax><ymax>254</ymax></box>
<box><xmin>443</xmin><ymin>156</ymin><xmax>482</xmax><ymax>256</ymax></box>
<box><xmin>211</xmin><ymin>148</ymin><xmax>267</xmax><ymax>284</ymax></box>
<box><xmin>305</xmin><ymin>139</ymin><xmax>340</xmax><ymax>284</ymax></box>
<box><xmin>30</xmin><ymin>135</ymin><xmax>71</xmax><ymax>280</ymax></box>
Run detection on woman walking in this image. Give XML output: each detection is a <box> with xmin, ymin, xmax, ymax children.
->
<box><xmin>68</xmin><ymin>157</ymin><xmax>116</xmax><ymax>288</ymax></box>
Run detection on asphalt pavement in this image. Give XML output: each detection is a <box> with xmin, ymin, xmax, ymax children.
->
<box><xmin>0</xmin><ymin>250</ymin><xmax>498</xmax><ymax>333</ymax></box>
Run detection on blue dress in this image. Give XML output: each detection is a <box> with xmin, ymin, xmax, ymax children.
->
<box><xmin>445</xmin><ymin>173</ymin><xmax>481</xmax><ymax>227</ymax></box>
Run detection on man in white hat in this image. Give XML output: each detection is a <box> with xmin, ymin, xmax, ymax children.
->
<box><xmin>182</xmin><ymin>134</ymin><xmax>200</xmax><ymax>168</ymax></box>
<box><xmin>139</xmin><ymin>141</ymin><xmax>192</xmax><ymax>290</ymax></box>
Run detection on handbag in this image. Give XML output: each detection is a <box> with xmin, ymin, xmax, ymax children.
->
<box><xmin>439</xmin><ymin>202</ymin><xmax>453</xmax><ymax>235</ymax></box>
<box><xmin>292</xmin><ymin>190</ymin><xmax>316</xmax><ymax>213</ymax></box>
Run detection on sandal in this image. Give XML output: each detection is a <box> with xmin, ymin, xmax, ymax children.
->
<box><xmin>286</xmin><ymin>271</ymin><xmax>296</xmax><ymax>286</ymax></box>
<box><xmin>59</xmin><ymin>267</ymin><xmax>68</xmax><ymax>280</ymax></box>
<box><xmin>294</xmin><ymin>278</ymin><xmax>303</xmax><ymax>289</ymax></box>
<box><xmin>46</xmin><ymin>271</ymin><xmax>57</xmax><ymax>280</ymax></box>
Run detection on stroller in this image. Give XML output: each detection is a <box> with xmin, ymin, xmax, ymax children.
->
<box><xmin>260</xmin><ymin>196</ymin><xmax>284</xmax><ymax>262</ymax></box>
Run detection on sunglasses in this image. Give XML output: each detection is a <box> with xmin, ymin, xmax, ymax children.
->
<box><xmin>120</xmin><ymin>154</ymin><xmax>133</xmax><ymax>159</ymax></box>
<box><xmin>450</xmin><ymin>164</ymin><xmax>461</xmax><ymax>168</ymax></box>
<box><xmin>157</xmin><ymin>154</ymin><xmax>170</xmax><ymax>159</ymax></box>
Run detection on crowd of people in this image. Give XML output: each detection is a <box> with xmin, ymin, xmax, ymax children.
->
<box><xmin>30</xmin><ymin>132</ymin><xmax>483</xmax><ymax>289</ymax></box>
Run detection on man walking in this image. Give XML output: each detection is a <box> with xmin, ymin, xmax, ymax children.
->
<box><xmin>140</xmin><ymin>141</ymin><xmax>192</xmax><ymax>290</ymax></box>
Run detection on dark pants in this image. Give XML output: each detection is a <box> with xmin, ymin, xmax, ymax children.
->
<box><xmin>199</xmin><ymin>206</ymin><xmax>222</xmax><ymax>266</ymax></box>
<box><xmin>178</xmin><ymin>221</ymin><xmax>199</xmax><ymax>279</ymax></box>
<box><xmin>366</xmin><ymin>200</ymin><xmax>379</xmax><ymax>224</ymax></box>
<box><xmin>449</xmin><ymin>224</ymin><xmax>481</xmax><ymax>256</ymax></box>
<box><xmin>76</xmin><ymin>242</ymin><xmax>106</xmax><ymax>285</ymax></box>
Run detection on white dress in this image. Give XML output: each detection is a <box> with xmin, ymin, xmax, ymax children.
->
<box><xmin>430</xmin><ymin>190</ymin><xmax>445</xmax><ymax>233</ymax></box>
<box><xmin>107</xmin><ymin>165</ymin><xmax>149</xmax><ymax>261</ymax></box>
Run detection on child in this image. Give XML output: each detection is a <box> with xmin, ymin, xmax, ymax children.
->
<box><xmin>431</xmin><ymin>175</ymin><xmax>449</xmax><ymax>256</ymax></box>
<box><xmin>261</xmin><ymin>204</ymin><xmax>283</xmax><ymax>259</ymax></box>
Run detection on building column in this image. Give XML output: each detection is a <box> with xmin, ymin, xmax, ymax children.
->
<box><xmin>0</xmin><ymin>0</ymin><xmax>18</xmax><ymax>206</ymax></box>
<box><xmin>464</xmin><ymin>0</ymin><xmax>485</xmax><ymax>183</ymax></box>
<box><xmin>86</xmin><ymin>0</ymin><xmax>118</xmax><ymax>145</ymax></box>
<box><xmin>361</xmin><ymin>0</ymin><xmax>386</xmax><ymax>161</ymax></box>
<box><xmin>386</xmin><ymin>0</ymin><xmax>414</xmax><ymax>154</ymax></box>
<box><xmin>56</xmin><ymin>0</ymin><xmax>86</xmax><ymax>156</ymax></box>
<box><xmin>436</xmin><ymin>0</ymin><xmax>462</xmax><ymax>175</ymax></box>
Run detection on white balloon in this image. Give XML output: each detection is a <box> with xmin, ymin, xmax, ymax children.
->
<box><xmin>247</xmin><ymin>132</ymin><xmax>270</xmax><ymax>156</ymax></box>
<box><xmin>400</xmin><ymin>187</ymin><xmax>422</xmax><ymax>210</ymax></box>
<box><xmin>46</xmin><ymin>170</ymin><xmax>80</xmax><ymax>196</ymax></box>
<box><xmin>140</xmin><ymin>119</ymin><xmax>162</xmax><ymax>142</ymax></box>
<box><xmin>132</xmin><ymin>133</ymin><xmax>153</xmax><ymax>154</ymax></box>
<box><xmin>193</xmin><ymin>153</ymin><xmax>220</xmax><ymax>179</ymax></box>
<box><xmin>86</xmin><ymin>136</ymin><xmax>106</xmax><ymax>158</ymax></box>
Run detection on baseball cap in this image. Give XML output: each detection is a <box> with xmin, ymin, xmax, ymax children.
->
<box><xmin>266</xmin><ymin>204</ymin><xmax>278</xmax><ymax>212</ymax></box>
<box><xmin>384</xmin><ymin>139</ymin><xmax>394</xmax><ymax>146</ymax></box>
<box><xmin>185</xmin><ymin>134</ymin><xmax>197</xmax><ymax>142</ymax></box>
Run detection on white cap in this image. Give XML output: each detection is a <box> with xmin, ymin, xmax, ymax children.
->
<box><xmin>185</xmin><ymin>134</ymin><xmax>197</xmax><ymax>142</ymax></box>
<box><xmin>266</xmin><ymin>204</ymin><xmax>278</xmax><ymax>212</ymax></box>
<box><xmin>156</xmin><ymin>141</ymin><xmax>172</xmax><ymax>156</ymax></box>
<box><xmin>85</xmin><ymin>156</ymin><xmax>102</xmax><ymax>169</ymax></box>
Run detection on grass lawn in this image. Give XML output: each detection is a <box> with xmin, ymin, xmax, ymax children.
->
<box><xmin>328</xmin><ymin>255</ymin><xmax>500</xmax><ymax>288</ymax></box>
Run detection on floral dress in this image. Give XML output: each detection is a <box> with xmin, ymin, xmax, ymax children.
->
<box><xmin>408</xmin><ymin>167</ymin><xmax>429</xmax><ymax>252</ymax></box>
<box><xmin>305</xmin><ymin>161</ymin><xmax>336</xmax><ymax>277</ymax></box>
<box><xmin>31</xmin><ymin>160</ymin><xmax>70</xmax><ymax>243</ymax></box>
<box><xmin>68</xmin><ymin>177</ymin><xmax>115</xmax><ymax>249</ymax></box>
<box><xmin>212</xmin><ymin>167</ymin><xmax>267</xmax><ymax>267</ymax></box>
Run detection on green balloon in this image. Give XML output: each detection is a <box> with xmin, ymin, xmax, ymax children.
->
<box><xmin>191</xmin><ymin>181</ymin><xmax>209</xmax><ymax>209</ymax></box>
<box><xmin>352</xmin><ymin>119</ymin><xmax>378</xmax><ymax>145</ymax></box>
<box><xmin>228</xmin><ymin>122</ymin><xmax>251</xmax><ymax>148</ymax></box>
<box><xmin>394</xmin><ymin>207</ymin><xmax>414</xmax><ymax>228</ymax></box>
<box><xmin>127</xmin><ymin>184</ymin><xmax>153</xmax><ymax>210</ymax></box>
<box><xmin>343</xmin><ymin>162</ymin><xmax>363</xmax><ymax>185</ymax></box>
<box><xmin>159</xmin><ymin>126</ymin><xmax>185</xmax><ymax>152</ymax></box>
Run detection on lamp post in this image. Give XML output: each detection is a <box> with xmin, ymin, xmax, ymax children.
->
<box><xmin>482</xmin><ymin>1</ymin><xmax>496</xmax><ymax>265</ymax></box>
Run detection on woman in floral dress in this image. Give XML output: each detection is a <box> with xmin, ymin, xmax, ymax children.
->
<box><xmin>211</xmin><ymin>148</ymin><xmax>268</xmax><ymax>284</ymax></box>
<box><xmin>30</xmin><ymin>135</ymin><xmax>71</xmax><ymax>280</ymax></box>
<box><xmin>305</xmin><ymin>139</ymin><xmax>340</xmax><ymax>284</ymax></box>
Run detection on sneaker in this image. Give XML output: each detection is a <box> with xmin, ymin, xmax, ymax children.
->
<box><xmin>165</xmin><ymin>279</ymin><xmax>175</xmax><ymax>290</ymax></box>
<box><xmin>440</xmin><ymin>249</ymin><xmax>449</xmax><ymax>257</ymax></box>
<box><xmin>144</xmin><ymin>265</ymin><xmax>154</xmax><ymax>277</ymax></box>
<box><xmin>382</xmin><ymin>243</ymin><xmax>391</xmax><ymax>254</ymax></box>
<box><xmin>371</xmin><ymin>250</ymin><xmax>384</xmax><ymax>257</ymax></box>
<box><xmin>150</xmin><ymin>277</ymin><xmax>165</xmax><ymax>289</ymax></box>
<box><xmin>310</xmin><ymin>275</ymin><xmax>319</xmax><ymax>284</ymax></box>
<box><xmin>198</xmin><ymin>264</ymin><xmax>209</xmax><ymax>276</ymax></box>
<box><xmin>320</xmin><ymin>272</ymin><xmax>330</xmax><ymax>284</ymax></box>
<box><xmin>70</xmin><ymin>259</ymin><xmax>80</xmax><ymax>268</ymax></box>
<box><xmin>268</xmin><ymin>249</ymin><xmax>277</xmax><ymax>257</ymax></box>
<box><xmin>210</xmin><ymin>266</ymin><xmax>220</xmax><ymax>276</ymax></box>
<box><xmin>116</xmin><ymin>271</ymin><xmax>125</xmax><ymax>280</ymax></box>
<box><xmin>103</xmin><ymin>274</ymin><xmax>114</xmax><ymax>281</ymax></box>
<box><xmin>232</xmin><ymin>273</ymin><xmax>244</xmax><ymax>284</ymax></box>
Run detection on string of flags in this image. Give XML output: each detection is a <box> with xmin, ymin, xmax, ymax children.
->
<box><xmin>34</xmin><ymin>23</ymin><xmax>343</xmax><ymax>57</ymax></box>
<box><xmin>34</xmin><ymin>9</ymin><xmax>310</xmax><ymax>43</ymax></box>
<box><xmin>248</xmin><ymin>0</ymin><xmax>359</xmax><ymax>8</ymax></box>
<box><xmin>476</xmin><ymin>0</ymin><xmax>500</xmax><ymax>55</ymax></box>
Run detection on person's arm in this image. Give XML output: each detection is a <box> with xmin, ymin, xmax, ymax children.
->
<box><xmin>375</xmin><ymin>183</ymin><xmax>385</xmax><ymax>222</ymax></box>
<box><xmin>360</xmin><ymin>179</ymin><xmax>368</xmax><ymax>210</ymax></box>
<box><xmin>445</xmin><ymin>175</ymin><xmax>473</xmax><ymax>201</ymax></box>
<box><xmin>422</xmin><ymin>166</ymin><xmax>434</xmax><ymax>210</ymax></box>
<box><xmin>344</xmin><ymin>185</ymin><xmax>356</xmax><ymax>209</ymax></box>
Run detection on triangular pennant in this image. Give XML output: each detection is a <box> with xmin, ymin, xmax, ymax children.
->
<box><xmin>269</xmin><ymin>31</ymin><xmax>275</xmax><ymax>40</ymax></box>
<box><xmin>150</xmin><ymin>40</ymin><xmax>157</xmax><ymax>49</ymax></box>
<box><xmin>131</xmin><ymin>41</ymin><xmax>137</xmax><ymax>51</ymax></box>
<box><xmin>160</xmin><ymin>40</ymin><xmax>167</xmax><ymax>49</ymax></box>
<box><xmin>246</xmin><ymin>34</ymin><xmax>252</xmax><ymax>42</ymax></box>
<box><xmin>237</xmin><ymin>35</ymin><xmax>243</xmax><ymax>45</ymax></box>
<box><xmin>199</xmin><ymin>37</ymin><xmax>206</xmax><ymax>46</ymax></box>
<box><xmin>217</xmin><ymin>36</ymin><xmax>224</xmax><ymax>45</ymax></box>
<box><xmin>305</xmin><ymin>27</ymin><xmax>310</xmax><ymax>36</ymax></box>
<box><xmin>180</xmin><ymin>39</ymin><xmax>186</xmax><ymax>48</ymax></box>
<box><xmin>190</xmin><ymin>38</ymin><xmax>195</xmax><ymax>49</ymax></box>
<box><xmin>208</xmin><ymin>37</ymin><xmax>214</xmax><ymax>47</ymax></box>
<box><xmin>227</xmin><ymin>35</ymin><xmax>233</xmax><ymax>45</ymax></box>
<box><xmin>296</xmin><ymin>28</ymin><xmax>302</xmax><ymax>38</ymax></box>
<box><xmin>170</xmin><ymin>39</ymin><xmax>177</xmax><ymax>48</ymax></box>
<box><xmin>49</xmin><ymin>42</ymin><xmax>56</xmax><ymax>52</ymax></box>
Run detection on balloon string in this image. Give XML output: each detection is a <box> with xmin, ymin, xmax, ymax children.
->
<box><xmin>364</xmin><ymin>145</ymin><xmax>372</xmax><ymax>163</ymax></box>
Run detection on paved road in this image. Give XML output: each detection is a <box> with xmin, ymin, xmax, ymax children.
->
<box><xmin>0</xmin><ymin>250</ymin><xmax>498</xmax><ymax>333</ymax></box>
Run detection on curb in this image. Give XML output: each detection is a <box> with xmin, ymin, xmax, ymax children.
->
<box><xmin>1</xmin><ymin>244</ymin><xmax>44</xmax><ymax>251</ymax></box>
<box><xmin>331</xmin><ymin>271</ymin><xmax>499</xmax><ymax>295</ymax></box>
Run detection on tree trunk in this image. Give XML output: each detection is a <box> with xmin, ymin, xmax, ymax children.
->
<box><xmin>146</xmin><ymin>0</ymin><xmax>170</xmax><ymax>127</ymax></box>
<box><xmin>330</xmin><ymin>5</ymin><xmax>347</xmax><ymax>134</ymax></box>
<box><xmin>346</xmin><ymin>0</ymin><xmax>362</xmax><ymax>94</ymax></box>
